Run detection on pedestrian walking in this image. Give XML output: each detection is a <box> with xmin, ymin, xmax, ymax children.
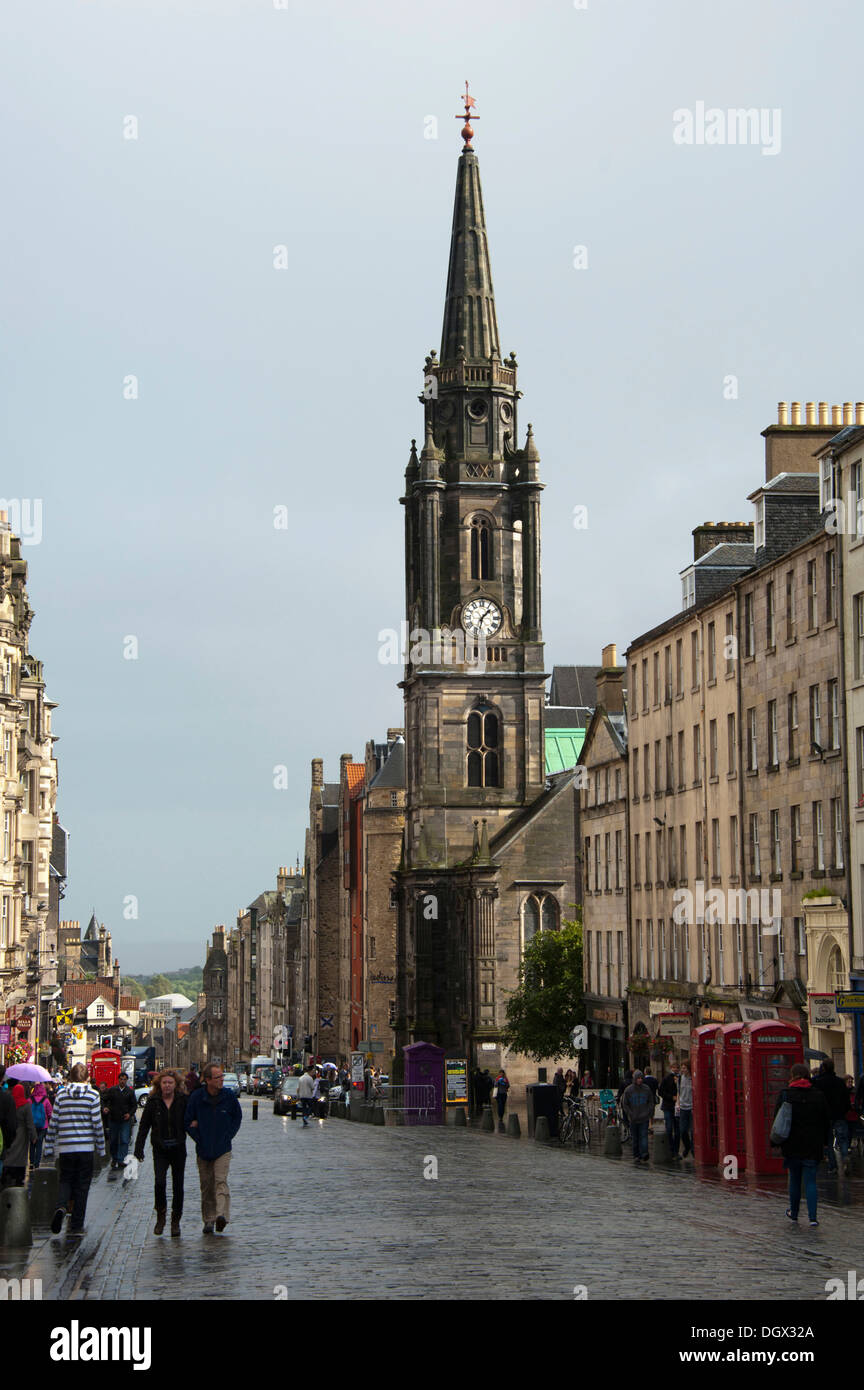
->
<box><xmin>1</xmin><ymin>1084</ymin><xmax>37</xmax><ymax>1186</ymax></box>
<box><xmin>134</xmin><ymin>1069</ymin><xmax>187</xmax><ymax>1237</ymax></box>
<box><xmin>658</xmin><ymin>1065</ymin><xmax>680</xmax><ymax>1157</ymax></box>
<box><xmin>297</xmin><ymin>1063</ymin><xmax>316</xmax><ymax>1126</ymax></box>
<box><xmin>773</xmin><ymin>1061</ymin><xmax>832</xmax><ymax>1227</ymax></box>
<box><xmin>493</xmin><ymin>1069</ymin><xmax>510</xmax><ymax>1121</ymax></box>
<box><xmin>812</xmin><ymin>1059</ymin><xmax>852</xmax><ymax>1175</ymax></box>
<box><xmin>622</xmin><ymin>1070</ymin><xmax>655</xmax><ymax>1164</ymax></box>
<box><xmin>102</xmin><ymin>1070</ymin><xmax>137</xmax><ymax>1170</ymax></box>
<box><xmin>0</xmin><ymin>1066</ymin><xmax>18</xmax><ymax>1183</ymax></box>
<box><xmin>553</xmin><ymin>1067</ymin><xmax>566</xmax><ymax>1111</ymax></box>
<box><xmin>28</xmin><ymin>1082</ymin><xmax>52</xmax><ymax>1170</ymax></box>
<box><xmin>677</xmin><ymin>1062</ymin><xmax>694</xmax><ymax>1159</ymax></box>
<box><xmin>185</xmin><ymin>1067</ymin><xmax>201</xmax><ymax>1095</ymax></box>
<box><xmin>184</xmin><ymin>1063</ymin><xmax>242</xmax><ymax>1235</ymax></box>
<box><xmin>42</xmin><ymin>1063</ymin><xmax>105</xmax><ymax>1235</ymax></box>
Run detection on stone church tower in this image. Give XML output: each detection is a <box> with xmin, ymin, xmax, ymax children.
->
<box><xmin>394</xmin><ymin>94</ymin><xmax>578</xmax><ymax>1083</ymax></box>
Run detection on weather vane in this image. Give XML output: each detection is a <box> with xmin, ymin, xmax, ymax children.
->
<box><xmin>455</xmin><ymin>80</ymin><xmax>478</xmax><ymax>150</ymax></box>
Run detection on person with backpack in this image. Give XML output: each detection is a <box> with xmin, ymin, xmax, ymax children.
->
<box><xmin>772</xmin><ymin>1062</ymin><xmax>832</xmax><ymax>1227</ymax></box>
<box><xmin>29</xmin><ymin>1082</ymin><xmax>52</xmax><ymax>1169</ymax></box>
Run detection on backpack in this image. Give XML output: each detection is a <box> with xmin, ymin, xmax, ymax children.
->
<box><xmin>31</xmin><ymin>1100</ymin><xmax>46</xmax><ymax>1128</ymax></box>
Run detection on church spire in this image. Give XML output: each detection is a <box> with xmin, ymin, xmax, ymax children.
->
<box><xmin>440</xmin><ymin>85</ymin><xmax>500</xmax><ymax>366</ymax></box>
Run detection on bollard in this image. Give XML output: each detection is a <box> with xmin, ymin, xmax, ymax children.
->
<box><xmin>481</xmin><ymin>1105</ymin><xmax>495</xmax><ymax>1132</ymax></box>
<box><xmin>603</xmin><ymin>1123</ymin><xmax>623</xmax><ymax>1157</ymax></box>
<box><xmin>506</xmin><ymin>1114</ymin><xmax>521</xmax><ymax>1138</ymax></box>
<box><xmin>0</xmin><ymin>1186</ymin><xmax>32</xmax><ymax>1248</ymax></box>
<box><xmin>30</xmin><ymin>1167</ymin><xmax>60</xmax><ymax>1225</ymax></box>
<box><xmin>372</xmin><ymin>1105</ymin><xmax>385</xmax><ymax>1126</ymax></box>
<box><xmin>252</xmin><ymin>1099</ymin><xmax>259</xmax><ymax>1121</ymax></box>
<box><xmin>534</xmin><ymin>1115</ymin><xmax>550</xmax><ymax>1143</ymax></box>
<box><xmin>452</xmin><ymin>1108</ymin><xmax>467</xmax><ymax>1128</ymax></box>
<box><xmin>652</xmin><ymin>1127</ymin><xmax>672</xmax><ymax>1164</ymax></box>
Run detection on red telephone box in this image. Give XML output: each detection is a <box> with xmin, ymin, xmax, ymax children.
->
<box><xmin>715</xmin><ymin>1022</ymin><xmax>746</xmax><ymax>1172</ymax></box>
<box><xmin>89</xmin><ymin>1047</ymin><xmax>122</xmax><ymax>1089</ymax></box>
<box><xmin>740</xmin><ymin>1021</ymin><xmax>804</xmax><ymax>1175</ymax></box>
<box><xmin>690</xmin><ymin>1024</ymin><xmax>720</xmax><ymax>1165</ymax></box>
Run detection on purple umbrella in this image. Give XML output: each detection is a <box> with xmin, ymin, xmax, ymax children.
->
<box><xmin>5</xmin><ymin>1062</ymin><xmax>52</xmax><ymax>1083</ymax></box>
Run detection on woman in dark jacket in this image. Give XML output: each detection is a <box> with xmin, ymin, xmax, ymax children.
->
<box><xmin>773</xmin><ymin>1062</ymin><xmax>832</xmax><ymax>1227</ymax></box>
<box><xmin>2</xmin><ymin>1084</ymin><xmax>37</xmax><ymax>1186</ymax></box>
<box><xmin>134</xmin><ymin>1070</ymin><xmax>187</xmax><ymax>1237</ymax></box>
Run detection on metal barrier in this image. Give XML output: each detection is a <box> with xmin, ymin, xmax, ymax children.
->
<box><xmin>378</xmin><ymin>1085</ymin><xmax>436</xmax><ymax>1118</ymax></box>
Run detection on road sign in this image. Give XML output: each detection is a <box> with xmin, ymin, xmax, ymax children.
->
<box><xmin>570</xmin><ymin>1025</ymin><xmax>588</xmax><ymax>1050</ymax></box>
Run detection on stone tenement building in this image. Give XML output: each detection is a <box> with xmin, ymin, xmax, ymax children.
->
<box><xmin>392</xmin><ymin>104</ymin><xmax>581</xmax><ymax>1091</ymax></box>
<box><xmin>226</xmin><ymin>865</ymin><xmax>302</xmax><ymax>1068</ymax></box>
<box><xmin>0</xmin><ymin>512</ymin><xmax>61</xmax><ymax>1057</ymax></box>
<box><xmin>579</xmin><ymin>647</ymin><xmax>629</xmax><ymax>1083</ymax></box>
<box><xmin>609</xmin><ymin>402</ymin><xmax>861</xmax><ymax>1081</ymax></box>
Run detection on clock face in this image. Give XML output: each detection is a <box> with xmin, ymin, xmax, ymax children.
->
<box><xmin>462</xmin><ymin>598</ymin><xmax>502</xmax><ymax>637</ymax></box>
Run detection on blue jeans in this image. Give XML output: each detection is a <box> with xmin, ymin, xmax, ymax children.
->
<box><xmin>300</xmin><ymin>1098</ymin><xmax>314</xmax><ymax>1124</ymax></box>
<box><xmin>827</xmin><ymin>1119</ymin><xmax>849</xmax><ymax>1171</ymax></box>
<box><xmin>663</xmin><ymin>1110</ymin><xmax>680</xmax><ymax>1155</ymax></box>
<box><xmin>631</xmin><ymin>1120</ymin><xmax>650</xmax><ymax>1160</ymax></box>
<box><xmin>679</xmin><ymin>1109</ymin><xmax>694</xmax><ymax>1157</ymax></box>
<box><xmin>108</xmin><ymin>1119</ymin><xmax>132</xmax><ymax>1164</ymax></box>
<box><xmin>30</xmin><ymin>1128</ymin><xmax>46</xmax><ymax>1169</ymax></box>
<box><xmin>57</xmin><ymin>1153</ymin><xmax>95</xmax><ymax>1231</ymax></box>
<box><xmin>786</xmin><ymin>1157</ymin><xmax>819</xmax><ymax>1221</ymax></box>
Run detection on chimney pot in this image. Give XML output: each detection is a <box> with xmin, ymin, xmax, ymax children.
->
<box><xmin>833</xmin><ymin>405</ymin><xmax>843</xmax><ymax>426</ymax></box>
<box><xmin>844</xmin><ymin>402</ymin><xmax>854</xmax><ymax>425</ymax></box>
<box><xmin>805</xmin><ymin>402</ymin><xmax>816</xmax><ymax>425</ymax></box>
<box><xmin>777</xmin><ymin>402</ymin><xmax>788</xmax><ymax>425</ymax></box>
<box><xmin>857</xmin><ymin>403</ymin><xmax>864</xmax><ymax>426</ymax></box>
<box><xmin>601</xmin><ymin>642</ymin><xmax>617</xmax><ymax>669</ymax></box>
<box><xmin>791</xmin><ymin>402</ymin><xmax>802</xmax><ymax>425</ymax></box>
<box><xmin>819</xmin><ymin>401</ymin><xmax>829</xmax><ymax>425</ymax></box>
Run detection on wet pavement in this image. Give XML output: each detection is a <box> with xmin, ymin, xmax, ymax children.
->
<box><xmin>2</xmin><ymin>1095</ymin><xmax>863</xmax><ymax>1300</ymax></box>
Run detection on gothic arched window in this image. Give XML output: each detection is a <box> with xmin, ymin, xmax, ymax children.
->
<box><xmin>467</xmin><ymin>702</ymin><xmax>499</xmax><ymax>787</ymax></box>
<box><xmin>522</xmin><ymin>892</ymin><xmax>560</xmax><ymax>951</ymax></box>
<box><xmin>470</xmin><ymin>517</ymin><xmax>492</xmax><ymax>580</ymax></box>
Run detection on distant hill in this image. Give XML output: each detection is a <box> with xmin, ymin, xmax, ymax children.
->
<box><xmin>122</xmin><ymin>968</ymin><xmax>204</xmax><ymax>1001</ymax></box>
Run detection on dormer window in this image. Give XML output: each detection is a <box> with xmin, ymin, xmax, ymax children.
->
<box><xmin>820</xmin><ymin>454</ymin><xmax>837</xmax><ymax>513</ymax></box>
<box><xmin>681</xmin><ymin>569</ymin><xmax>695</xmax><ymax>609</ymax></box>
<box><xmin>754</xmin><ymin>496</ymin><xmax>765</xmax><ymax>550</ymax></box>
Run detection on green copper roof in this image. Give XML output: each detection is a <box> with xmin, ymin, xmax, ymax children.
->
<box><xmin>545</xmin><ymin>728</ymin><xmax>585</xmax><ymax>775</ymax></box>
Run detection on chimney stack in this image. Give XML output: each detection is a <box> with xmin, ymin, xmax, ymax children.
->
<box><xmin>595</xmin><ymin>644</ymin><xmax>625</xmax><ymax>715</ymax></box>
<box><xmin>311</xmin><ymin>757</ymin><xmax>324</xmax><ymax>788</ymax></box>
<box><xmin>763</xmin><ymin>401</ymin><xmax>845</xmax><ymax>480</ymax></box>
<box><xmin>692</xmin><ymin>521</ymin><xmax>754</xmax><ymax>560</ymax></box>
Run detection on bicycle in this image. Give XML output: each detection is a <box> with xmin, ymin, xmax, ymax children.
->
<box><xmin>559</xmin><ymin>1095</ymin><xmax>591</xmax><ymax>1147</ymax></box>
<box><xmin>615</xmin><ymin>1099</ymin><xmax>631</xmax><ymax>1144</ymax></box>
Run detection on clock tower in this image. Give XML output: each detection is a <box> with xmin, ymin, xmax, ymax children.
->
<box><xmin>395</xmin><ymin>89</ymin><xmax>549</xmax><ymax>1059</ymax></box>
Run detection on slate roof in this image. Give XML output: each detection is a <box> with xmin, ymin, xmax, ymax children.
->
<box><xmin>370</xmin><ymin>737</ymin><xmax>405</xmax><ymax>789</ymax></box>
<box><xmin>684</xmin><ymin>542</ymin><xmax>755</xmax><ymax>569</ymax></box>
<box><xmin>548</xmin><ymin>666</ymin><xmax>598</xmax><ymax>710</ymax></box>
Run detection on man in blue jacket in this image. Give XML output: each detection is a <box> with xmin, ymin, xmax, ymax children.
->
<box><xmin>184</xmin><ymin>1063</ymin><xmax>242</xmax><ymax>1234</ymax></box>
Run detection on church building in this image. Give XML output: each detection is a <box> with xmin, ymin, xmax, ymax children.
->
<box><xmin>393</xmin><ymin>93</ymin><xmax>582</xmax><ymax>1092</ymax></box>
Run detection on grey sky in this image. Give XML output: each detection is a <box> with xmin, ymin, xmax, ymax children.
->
<box><xmin>2</xmin><ymin>0</ymin><xmax>861</xmax><ymax>972</ymax></box>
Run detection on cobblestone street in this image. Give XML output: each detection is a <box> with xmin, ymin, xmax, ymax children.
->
<box><xmin>3</xmin><ymin>1097</ymin><xmax>864</xmax><ymax>1301</ymax></box>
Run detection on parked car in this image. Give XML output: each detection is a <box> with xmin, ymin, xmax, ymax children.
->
<box><xmin>135</xmin><ymin>1085</ymin><xmax>150</xmax><ymax>1109</ymax></box>
<box><xmin>273</xmin><ymin>1075</ymin><xmax>302</xmax><ymax>1117</ymax></box>
<box><xmin>222</xmin><ymin>1072</ymin><xmax>241</xmax><ymax>1096</ymax></box>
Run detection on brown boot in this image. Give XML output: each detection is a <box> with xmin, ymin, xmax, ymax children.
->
<box><xmin>154</xmin><ymin>1210</ymin><xmax>166</xmax><ymax>1235</ymax></box>
<box><xmin>170</xmin><ymin>1217</ymin><xmax>181</xmax><ymax>1237</ymax></box>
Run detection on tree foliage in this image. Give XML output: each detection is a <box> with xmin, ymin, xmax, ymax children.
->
<box><xmin>498</xmin><ymin>914</ymin><xmax>585</xmax><ymax>1062</ymax></box>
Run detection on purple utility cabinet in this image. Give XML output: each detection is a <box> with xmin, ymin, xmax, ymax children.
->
<box><xmin>403</xmin><ymin>1042</ymin><xmax>445</xmax><ymax>1125</ymax></box>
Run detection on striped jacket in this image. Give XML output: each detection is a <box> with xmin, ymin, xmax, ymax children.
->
<box><xmin>42</xmin><ymin>1082</ymin><xmax>106</xmax><ymax>1158</ymax></box>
